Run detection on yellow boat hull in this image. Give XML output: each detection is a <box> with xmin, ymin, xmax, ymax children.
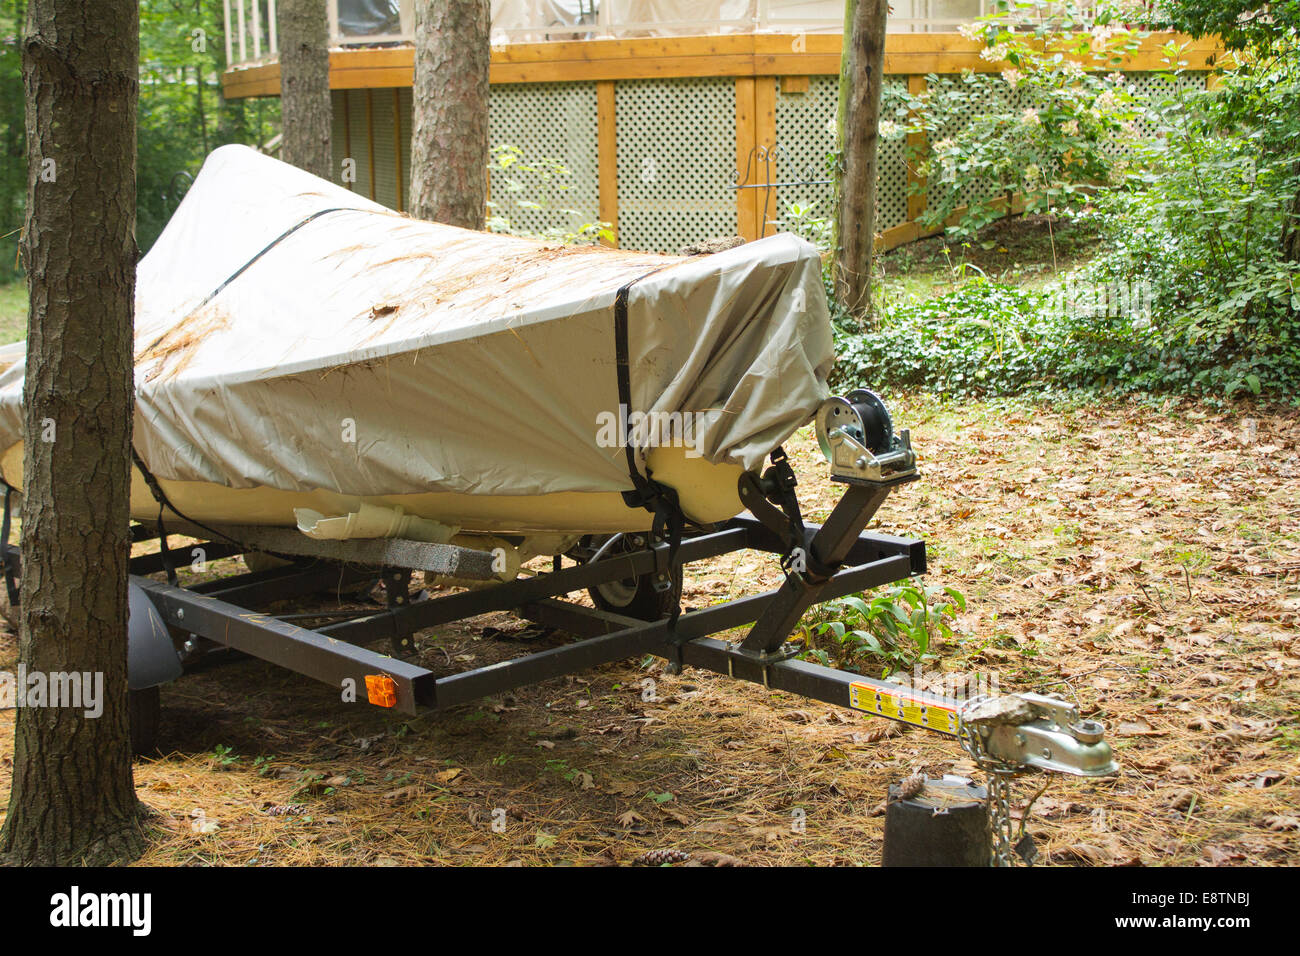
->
<box><xmin>1</xmin><ymin>442</ymin><xmax>745</xmax><ymax>540</ymax></box>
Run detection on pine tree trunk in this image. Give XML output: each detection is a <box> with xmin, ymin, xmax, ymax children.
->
<box><xmin>409</xmin><ymin>0</ymin><xmax>490</xmax><ymax>228</ymax></box>
<box><xmin>277</xmin><ymin>0</ymin><xmax>331</xmax><ymax>179</ymax></box>
<box><xmin>1284</xmin><ymin>168</ymin><xmax>1300</xmax><ymax>264</ymax></box>
<box><xmin>834</xmin><ymin>0</ymin><xmax>889</xmax><ymax>321</ymax></box>
<box><xmin>195</xmin><ymin>63</ymin><xmax>209</xmax><ymax>156</ymax></box>
<box><xmin>0</xmin><ymin>0</ymin><xmax>144</xmax><ymax>866</ymax></box>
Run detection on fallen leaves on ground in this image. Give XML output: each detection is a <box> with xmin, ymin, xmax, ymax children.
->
<box><xmin>0</xmin><ymin>394</ymin><xmax>1296</xmax><ymax>866</ymax></box>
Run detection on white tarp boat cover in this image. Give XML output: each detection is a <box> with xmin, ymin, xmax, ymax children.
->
<box><xmin>0</xmin><ymin>145</ymin><xmax>833</xmax><ymax>509</ymax></box>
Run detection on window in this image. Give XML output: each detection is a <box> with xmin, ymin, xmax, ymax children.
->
<box><xmin>337</xmin><ymin>0</ymin><xmax>402</xmax><ymax>38</ymax></box>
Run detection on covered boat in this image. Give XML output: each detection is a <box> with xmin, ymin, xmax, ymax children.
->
<box><xmin>0</xmin><ymin>145</ymin><xmax>833</xmax><ymax>557</ymax></box>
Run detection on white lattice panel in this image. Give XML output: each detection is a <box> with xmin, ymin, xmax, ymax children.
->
<box><xmin>1085</xmin><ymin>71</ymin><xmax>1209</xmax><ymax>161</ymax></box>
<box><xmin>877</xmin><ymin>81</ymin><xmax>910</xmax><ymax>231</ymax></box>
<box><xmin>488</xmin><ymin>82</ymin><xmax>600</xmax><ymax>239</ymax></box>
<box><xmin>928</xmin><ymin>73</ymin><xmax>1025</xmax><ymax>208</ymax></box>
<box><xmin>327</xmin><ymin>69</ymin><xmax>1208</xmax><ymax>250</ymax></box>
<box><xmin>615</xmin><ymin>77</ymin><xmax>737</xmax><ymax>253</ymax></box>
<box><xmin>774</xmin><ymin>75</ymin><xmax>909</xmax><ymax>235</ymax></box>
<box><xmin>335</xmin><ymin>85</ymin><xmax>599</xmax><ymax>223</ymax></box>
<box><xmin>1127</xmin><ymin>71</ymin><xmax>1208</xmax><ymax>136</ymax></box>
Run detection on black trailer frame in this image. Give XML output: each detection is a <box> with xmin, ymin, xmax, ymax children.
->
<box><xmin>0</xmin><ymin>401</ymin><xmax>1118</xmax><ymax>841</ymax></box>
<box><xmin>118</xmin><ymin>478</ymin><xmax>947</xmax><ymax>723</ymax></box>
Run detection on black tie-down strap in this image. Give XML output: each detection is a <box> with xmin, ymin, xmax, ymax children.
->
<box><xmin>613</xmin><ymin>275</ymin><xmax>686</xmax><ymax>634</ymax></box>
<box><xmin>738</xmin><ymin>447</ymin><xmax>838</xmax><ymax>584</ymax></box>
<box><xmin>131</xmin><ymin>448</ymin><xmax>181</xmax><ymax>585</ymax></box>
<box><xmin>1</xmin><ymin>485</ymin><xmax>19</xmax><ymax>606</ymax></box>
<box><xmin>129</xmin><ymin>447</ymin><xmax>256</xmax><ymax>587</ymax></box>
<box><xmin>130</xmin><ymin>209</ymin><xmax>379</xmax><ymax>582</ymax></box>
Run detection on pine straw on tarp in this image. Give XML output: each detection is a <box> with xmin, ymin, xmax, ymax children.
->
<box><xmin>1</xmin><ymin>394</ymin><xmax>1297</xmax><ymax>866</ymax></box>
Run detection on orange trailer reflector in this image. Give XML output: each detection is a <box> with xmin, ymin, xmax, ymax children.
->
<box><xmin>365</xmin><ymin>674</ymin><xmax>398</xmax><ymax>708</ymax></box>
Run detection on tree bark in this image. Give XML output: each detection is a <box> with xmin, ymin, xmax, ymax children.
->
<box><xmin>1284</xmin><ymin>161</ymin><xmax>1300</xmax><ymax>264</ymax></box>
<box><xmin>195</xmin><ymin>63</ymin><xmax>209</xmax><ymax>156</ymax></box>
<box><xmin>834</xmin><ymin>0</ymin><xmax>889</xmax><ymax>321</ymax></box>
<box><xmin>409</xmin><ymin>0</ymin><xmax>490</xmax><ymax>228</ymax></box>
<box><xmin>0</xmin><ymin>0</ymin><xmax>144</xmax><ymax>866</ymax></box>
<box><xmin>277</xmin><ymin>0</ymin><xmax>331</xmax><ymax>179</ymax></box>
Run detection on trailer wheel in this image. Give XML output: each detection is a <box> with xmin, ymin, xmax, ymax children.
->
<box><xmin>129</xmin><ymin>685</ymin><xmax>161</xmax><ymax>757</ymax></box>
<box><xmin>588</xmin><ymin>536</ymin><xmax>682</xmax><ymax>621</ymax></box>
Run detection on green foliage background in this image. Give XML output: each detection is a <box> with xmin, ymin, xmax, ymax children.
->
<box><xmin>828</xmin><ymin>1</ymin><xmax>1300</xmax><ymax>402</ymax></box>
<box><xmin>0</xmin><ymin>0</ymin><xmax>279</xmax><ymax>284</ymax></box>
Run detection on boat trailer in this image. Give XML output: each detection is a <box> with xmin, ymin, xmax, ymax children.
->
<box><xmin>0</xmin><ymin>392</ymin><xmax>1117</xmax><ymax>864</ymax></box>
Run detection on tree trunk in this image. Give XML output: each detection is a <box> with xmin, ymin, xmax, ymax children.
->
<box><xmin>834</xmin><ymin>0</ymin><xmax>889</xmax><ymax>321</ymax></box>
<box><xmin>0</xmin><ymin>0</ymin><xmax>144</xmax><ymax>866</ymax></box>
<box><xmin>195</xmin><ymin>63</ymin><xmax>209</xmax><ymax>156</ymax></box>
<box><xmin>1284</xmin><ymin>163</ymin><xmax>1300</xmax><ymax>264</ymax></box>
<box><xmin>277</xmin><ymin>0</ymin><xmax>331</xmax><ymax>179</ymax></box>
<box><xmin>409</xmin><ymin>0</ymin><xmax>490</xmax><ymax>228</ymax></box>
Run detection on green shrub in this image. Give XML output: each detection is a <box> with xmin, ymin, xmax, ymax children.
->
<box><xmin>896</xmin><ymin>0</ymin><xmax>1146</xmax><ymax>239</ymax></box>
<box><xmin>829</xmin><ymin>268</ymin><xmax>1296</xmax><ymax>401</ymax></box>
<box><xmin>1074</xmin><ymin>48</ymin><xmax>1300</xmax><ymax>398</ymax></box>
<box><xmin>832</xmin><ymin>275</ymin><xmax>1164</xmax><ymax>398</ymax></box>
<box><xmin>832</xmin><ymin>279</ymin><xmax>1046</xmax><ymax>397</ymax></box>
<box><xmin>799</xmin><ymin>581</ymin><xmax>966</xmax><ymax>677</ymax></box>
<box><xmin>835</xmin><ymin>37</ymin><xmax>1300</xmax><ymax>403</ymax></box>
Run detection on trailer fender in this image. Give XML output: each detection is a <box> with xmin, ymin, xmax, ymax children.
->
<box><xmin>128</xmin><ymin>580</ymin><xmax>182</xmax><ymax>690</ymax></box>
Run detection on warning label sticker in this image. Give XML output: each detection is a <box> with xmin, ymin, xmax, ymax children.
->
<box><xmin>848</xmin><ymin>682</ymin><xmax>960</xmax><ymax>735</ymax></box>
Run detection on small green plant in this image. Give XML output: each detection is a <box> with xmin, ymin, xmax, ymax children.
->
<box><xmin>486</xmin><ymin>144</ymin><xmax>613</xmax><ymax>245</ymax></box>
<box><xmin>1171</xmin><ymin>546</ymin><xmax>1211</xmax><ymax>572</ymax></box>
<box><xmin>1277</xmin><ymin>726</ymin><xmax>1300</xmax><ymax>753</ymax></box>
<box><xmin>799</xmin><ymin>579</ymin><xmax>966</xmax><ymax>675</ymax></box>
<box><xmin>778</xmin><ymin>199</ymin><xmax>833</xmax><ymax>249</ymax></box>
<box><xmin>210</xmin><ymin>744</ymin><xmax>238</xmax><ymax>768</ymax></box>
<box><xmin>1053</xmin><ymin>522</ymin><xmax>1083</xmax><ymax>545</ymax></box>
<box><xmin>544</xmin><ymin>758</ymin><xmax>579</xmax><ymax>784</ymax></box>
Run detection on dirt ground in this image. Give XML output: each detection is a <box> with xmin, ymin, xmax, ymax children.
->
<box><xmin>1</xmin><ymin>393</ymin><xmax>1297</xmax><ymax>866</ymax></box>
<box><xmin>876</xmin><ymin>215</ymin><xmax>1103</xmax><ymax>301</ymax></box>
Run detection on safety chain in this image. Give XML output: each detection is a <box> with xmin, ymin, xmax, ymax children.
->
<box><xmin>959</xmin><ymin>699</ymin><xmax>1050</xmax><ymax>867</ymax></box>
<box><xmin>986</xmin><ymin>768</ymin><xmax>1022</xmax><ymax>867</ymax></box>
